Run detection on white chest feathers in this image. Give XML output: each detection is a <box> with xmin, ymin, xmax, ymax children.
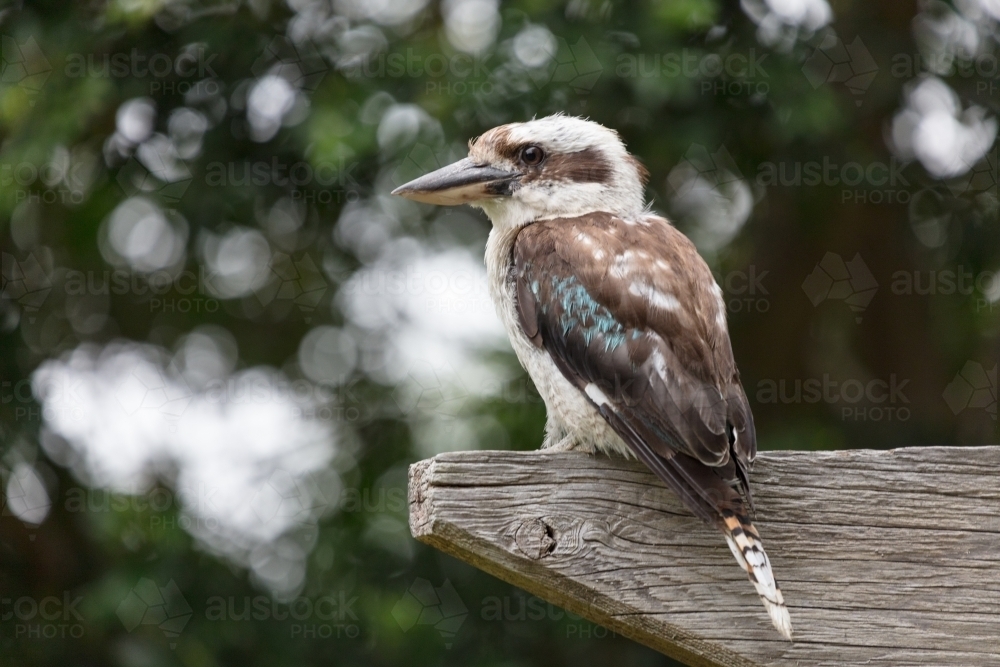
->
<box><xmin>483</xmin><ymin>227</ymin><xmax>632</xmax><ymax>457</ymax></box>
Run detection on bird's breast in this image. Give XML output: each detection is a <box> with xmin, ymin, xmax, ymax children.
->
<box><xmin>483</xmin><ymin>225</ymin><xmax>630</xmax><ymax>456</ymax></box>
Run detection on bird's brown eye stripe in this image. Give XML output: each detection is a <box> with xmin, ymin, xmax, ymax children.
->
<box><xmin>486</xmin><ymin>134</ymin><xmax>612</xmax><ymax>184</ymax></box>
<box><xmin>525</xmin><ymin>147</ymin><xmax>613</xmax><ymax>185</ymax></box>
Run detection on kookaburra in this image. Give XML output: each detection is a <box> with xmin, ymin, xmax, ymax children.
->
<box><xmin>392</xmin><ymin>114</ymin><xmax>791</xmax><ymax>639</ymax></box>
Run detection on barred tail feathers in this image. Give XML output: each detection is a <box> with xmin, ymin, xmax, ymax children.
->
<box><xmin>722</xmin><ymin>512</ymin><xmax>792</xmax><ymax>640</ymax></box>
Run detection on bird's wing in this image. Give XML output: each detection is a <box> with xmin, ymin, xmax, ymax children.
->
<box><xmin>513</xmin><ymin>212</ymin><xmax>757</xmax><ymax>521</ymax></box>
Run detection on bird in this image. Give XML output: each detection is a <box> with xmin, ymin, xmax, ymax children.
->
<box><xmin>392</xmin><ymin>114</ymin><xmax>791</xmax><ymax>640</ymax></box>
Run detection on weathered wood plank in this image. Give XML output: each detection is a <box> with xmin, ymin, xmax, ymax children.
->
<box><xmin>408</xmin><ymin>446</ymin><xmax>1000</xmax><ymax>667</ymax></box>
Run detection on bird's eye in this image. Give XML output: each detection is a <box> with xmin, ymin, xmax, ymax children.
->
<box><xmin>520</xmin><ymin>145</ymin><xmax>545</xmax><ymax>166</ymax></box>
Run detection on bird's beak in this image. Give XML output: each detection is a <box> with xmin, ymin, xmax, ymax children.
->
<box><xmin>391</xmin><ymin>158</ymin><xmax>519</xmax><ymax>205</ymax></box>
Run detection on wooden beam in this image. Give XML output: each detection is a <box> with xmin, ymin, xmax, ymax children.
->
<box><xmin>408</xmin><ymin>446</ymin><xmax>1000</xmax><ymax>667</ymax></box>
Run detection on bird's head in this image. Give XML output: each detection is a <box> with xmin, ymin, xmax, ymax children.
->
<box><xmin>392</xmin><ymin>114</ymin><xmax>649</xmax><ymax>228</ymax></box>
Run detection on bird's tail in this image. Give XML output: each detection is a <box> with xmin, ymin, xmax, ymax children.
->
<box><xmin>721</xmin><ymin>511</ymin><xmax>792</xmax><ymax>640</ymax></box>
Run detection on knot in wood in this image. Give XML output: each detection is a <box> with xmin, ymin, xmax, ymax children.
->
<box><xmin>514</xmin><ymin>517</ymin><xmax>557</xmax><ymax>560</ymax></box>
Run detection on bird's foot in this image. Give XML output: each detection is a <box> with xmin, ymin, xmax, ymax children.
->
<box><xmin>543</xmin><ymin>434</ymin><xmax>581</xmax><ymax>452</ymax></box>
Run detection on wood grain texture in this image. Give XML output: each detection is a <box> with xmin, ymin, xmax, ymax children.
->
<box><xmin>408</xmin><ymin>446</ymin><xmax>1000</xmax><ymax>667</ymax></box>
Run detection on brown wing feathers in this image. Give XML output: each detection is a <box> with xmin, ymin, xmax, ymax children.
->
<box><xmin>512</xmin><ymin>212</ymin><xmax>756</xmax><ymax>525</ymax></box>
